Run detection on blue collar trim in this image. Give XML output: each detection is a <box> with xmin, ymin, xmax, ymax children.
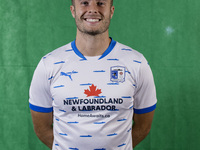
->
<box><xmin>98</xmin><ymin>38</ymin><xmax>116</xmax><ymax>60</ymax></box>
<box><xmin>71</xmin><ymin>40</ymin><xmax>87</xmax><ymax>60</ymax></box>
<box><xmin>71</xmin><ymin>38</ymin><xmax>116</xmax><ymax>60</ymax></box>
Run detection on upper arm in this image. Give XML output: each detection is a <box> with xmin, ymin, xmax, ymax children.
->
<box><xmin>132</xmin><ymin>110</ymin><xmax>155</xmax><ymax>148</ymax></box>
<box><xmin>30</xmin><ymin>110</ymin><xmax>53</xmax><ymax>135</ymax></box>
<box><xmin>133</xmin><ymin>110</ymin><xmax>155</xmax><ymax>132</ymax></box>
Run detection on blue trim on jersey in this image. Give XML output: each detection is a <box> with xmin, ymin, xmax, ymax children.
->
<box><xmin>107</xmin><ymin>133</ymin><xmax>118</xmax><ymax>136</ymax></box>
<box><xmin>134</xmin><ymin>103</ymin><xmax>156</xmax><ymax>114</ymax></box>
<box><xmin>117</xmin><ymin>119</ymin><xmax>127</xmax><ymax>122</ymax></box>
<box><xmin>71</xmin><ymin>40</ymin><xmax>87</xmax><ymax>60</ymax></box>
<box><xmin>29</xmin><ymin>103</ymin><xmax>53</xmax><ymax>113</ymax></box>
<box><xmin>67</xmin><ymin>121</ymin><xmax>79</xmax><ymax>124</ymax></box>
<box><xmin>71</xmin><ymin>38</ymin><xmax>116</xmax><ymax>60</ymax></box>
<box><xmin>133</xmin><ymin>60</ymin><xmax>142</xmax><ymax>63</ymax></box>
<box><xmin>59</xmin><ymin>133</ymin><xmax>68</xmax><ymax>136</ymax></box>
<box><xmin>118</xmin><ymin>143</ymin><xmax>126</xmax><ymax>147</ymax></box>
<box><xmin>98</xmin><ymin>38</ymin><xmax>116</xmax><ymax>60</ymax></box>
<box><xmin>54</xmin><ymin>61</ymin><xmax>65</xmax><ymax>64</ymax></box>
<box><xmin>59</xmin><ymin>109</ymin><xmax>66</xmax><ymax>112</ymax></box>
<box><xmin>121</xmin><ymin>48</ymin><xmax>132</xmax><ymax>51</ymax></box>
<box><xmin>80</xmin><ymin>135</ymin><xmax>92</xmax><ymax>137</ymax></box>
<box><xmin>94</xmin><ymin>122</ymin><xmax>106</xmax><ymax>124</ymax></box>
<box><xmin>69</xmin><ymin>148</ymin><xmax>79</xmax><ymax>150</ymax></box>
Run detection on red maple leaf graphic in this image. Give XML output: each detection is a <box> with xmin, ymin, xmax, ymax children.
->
<box><xmin>84</xmin><ymin>84</ymin><xmax>102</xmax><ymax>97</ymax></box>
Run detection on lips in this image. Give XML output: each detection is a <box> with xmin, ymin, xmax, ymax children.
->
<box><xmin>85</xmin><ymin>18</ymin><xmax>101</xmax><ymax>22</ymax></box>
<box><xmin>82</xmin><ymin>15</ymin><xmax>102</xmax><ymax>23</ymax></box>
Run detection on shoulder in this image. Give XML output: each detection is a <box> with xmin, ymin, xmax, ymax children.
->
<box><xmin>114</xmin><ymin>41</ymin><xmax>146</xmax><ymax>63</ymax></box>
<box><xmin>40</xmin><ymin>42</ymin><xmax>75</xmax><ymax>67</ymax></box>
<box><xmin>43</xmin><ymin>42</ymin><xmax>72</xmax><ymax>60</ymax></box>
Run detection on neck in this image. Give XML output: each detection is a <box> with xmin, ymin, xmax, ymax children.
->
<box><xmin>75</xmin><ymin>30</ymin><xmax>111</xmax><ymax>57</ymax></box>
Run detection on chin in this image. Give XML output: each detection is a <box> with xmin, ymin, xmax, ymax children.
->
<box><xmin>85</xmin><ymin>31</ymin><xmax>101</xmax><ymax>36</ymax></box>
<box><xmin>83</xmin><ymin>28</ymin><xmax>108</xmax><ymax>36</ymax></box>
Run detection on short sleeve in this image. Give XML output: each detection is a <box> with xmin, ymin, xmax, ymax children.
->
<box><xmin>29</xmin><ymin>58</ymin><xmax>53</xmax><ymax>113</ymax></box>
<box><xmin>133</xmin><ymin>56</ymin><xmax>157</xmax><ymax>114</ymax></box>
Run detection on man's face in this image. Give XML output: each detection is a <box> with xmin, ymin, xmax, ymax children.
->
<box><xmin>70</xmin><ymin>0</ymin><xmax>115</xmax><ymax>36</ymax></box>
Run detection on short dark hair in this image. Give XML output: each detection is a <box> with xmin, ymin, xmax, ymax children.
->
<box><xmin>71</xmin><ymin>0</ymin><xmax>113</xmax><ymax>6</ymax></box>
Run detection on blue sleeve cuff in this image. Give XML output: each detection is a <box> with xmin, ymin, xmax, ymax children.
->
<box><xmin>29</xmin><ymin>103</ymin><xmax>53</xmax><ymax>113</ymax></box>
<box><xmin>134</xmin><ymin>103</ymin><xmax>156</xmax><ymax>114</ymax></box>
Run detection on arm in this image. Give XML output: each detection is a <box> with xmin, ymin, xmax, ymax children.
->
<box><xmin>30</xmin><ymin>110</ymin><xmax>54</xmax><ymax>149</ymax></box>
<box><xmin>132</xmin><ymin>110</ymin><xmax>155</xmax><ymax>148</ymax></box>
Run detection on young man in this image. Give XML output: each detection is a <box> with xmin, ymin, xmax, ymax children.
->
<box><xmin>29</xmin><ymin>0</ymin><xmax>157</xmax><ymax>149</ymax></box>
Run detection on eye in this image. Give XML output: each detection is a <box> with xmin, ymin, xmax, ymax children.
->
<box><xmin>97</xmin><ymin>2</ymin><xmax>105</xmax><ymax>6</ymax></box>
<box><xmin>81</xmin><ymin>1</ymin><xmax>89</xmax><ymax>5</ymax></box>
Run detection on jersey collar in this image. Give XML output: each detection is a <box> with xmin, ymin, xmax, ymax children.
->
<box><xmin>71</xmin><ymin>38</ymin><xmax>116</xmax><ymax>60</ymax></box>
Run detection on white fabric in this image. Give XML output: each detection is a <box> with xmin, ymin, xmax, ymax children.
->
<box><xmin>29</xmin><ymin>40</ymin><xmax>157</xmax><ymax>150</ymax></box>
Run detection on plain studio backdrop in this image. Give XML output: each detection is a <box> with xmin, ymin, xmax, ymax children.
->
<box><xmin>0</xmin><ymin>0</ymin><xmax>199</xmax><ymax>150</ymax></box>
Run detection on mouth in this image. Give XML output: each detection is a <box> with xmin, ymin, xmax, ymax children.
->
<box><xmin>84</xmin><ymin>18</ymin><xmax>102</xmax><ymax>23</ymax></box>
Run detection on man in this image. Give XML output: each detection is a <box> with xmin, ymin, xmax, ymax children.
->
<box><xmin>29</xmin><ymin>0</ymin><xmax>157</xmax><ymax>149</ymax></box>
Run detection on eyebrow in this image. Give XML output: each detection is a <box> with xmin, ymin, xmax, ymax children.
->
<box><xmin>97</xmin><ymin>0</ymin><xmax>106</xmax><ymax>1</ymax></box>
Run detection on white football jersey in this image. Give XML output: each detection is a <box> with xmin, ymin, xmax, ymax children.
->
<box><xmin>29</xmin><ymin>39</ymin><xmax>157</xmax><ymax>150</ymax></box>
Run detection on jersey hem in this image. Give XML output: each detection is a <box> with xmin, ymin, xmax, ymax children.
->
<box><xmin>134</xmin><ymin>103</ymin><xmax>156</xmax><ymax>114</ymax></box>
<box><xmin>29</xmin><ymin>103</ymin><xmax>53</xmax><ymax>113</ymax></box>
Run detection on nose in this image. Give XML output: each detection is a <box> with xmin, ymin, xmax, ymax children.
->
<box><xmin>88</xmin><ymin>1</ymin><xmax>98</xmax><ymax>14</ymax></box>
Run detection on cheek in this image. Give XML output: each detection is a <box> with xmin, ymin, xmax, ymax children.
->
<box><xmin>75</xmin><ymin>7</ymin><xmax>86</xmax><ymax>16</ymax></box>
<box><xmin>102</xmin><ymin>10</ymin><xmax>112</xmax><ymax>18</ymax></box>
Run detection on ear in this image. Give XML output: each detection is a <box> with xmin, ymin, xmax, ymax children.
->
<box><xmin>110</xmin><ymin>6</ymin><xmax>115</xmax><ymax>19</ymax></box>
<box><xmin>70</xmin><ymin>5</ymin><xmax>75</xmax><ymax>18</ymax></box>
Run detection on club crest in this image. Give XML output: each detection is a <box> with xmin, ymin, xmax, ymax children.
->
<box><xmin>110</xmin><ymin>66</ymin><xmax>125</xmax><ymax>83</ymax></box>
